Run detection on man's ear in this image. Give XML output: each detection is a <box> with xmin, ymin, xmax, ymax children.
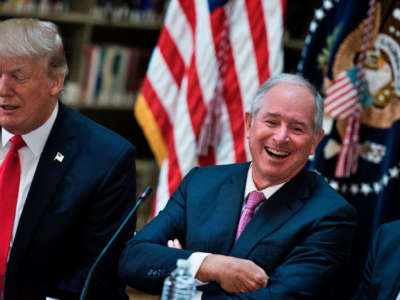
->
<box><xmin>244</xmin><ymin>112</ymin><xmax>252</xmax><ymax>139</ymax></box>
<box><xmin>310</xmin><ymin>129</ymin><xmax>324</xmax><ymax>155</ymax></box>
<box><xmin>50</xmin><ymin>75</ymin><xmax>65</xmax><ymax>96</ymax></box>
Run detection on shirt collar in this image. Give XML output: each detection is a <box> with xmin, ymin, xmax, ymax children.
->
<box><xmin>1</xmin><ymin>102</ymin><xmax>59</xmax><ymax>156</ymax></box>
<box><xmin>245</xmin><ymin>163</ymin><xmax>285</xmax><ymax>200</ymax></box>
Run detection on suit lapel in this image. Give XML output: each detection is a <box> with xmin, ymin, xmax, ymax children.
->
<box><xmin>206</xmin><ymin>163</ymin><xmax>249</xmax><ymax>255</ymax></box>
<box><xmin>231</xmin><ymin>168</ymin><xmax>313</xmax><ymax>258</ymax></box>
<box><xmin>8</xmin><ymin>103</ymin><xmax>78</xmax><ymax>269</ymax></box>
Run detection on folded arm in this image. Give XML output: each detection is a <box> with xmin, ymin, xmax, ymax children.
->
<box><xmin>168</xmin><ymin>239</ymin><xmax>268</xmax><ymax>293</ymax></box>
<box><xmin>199</xmin><ymin>205</ymin><xmax>356</xmax><ymax>300</ymax></box>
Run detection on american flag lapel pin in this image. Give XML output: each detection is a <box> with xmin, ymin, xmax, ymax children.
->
<box><xmin>54</xmin><ymin>152</ymin><xmax>64</xmax><ymax>163</ymax></box>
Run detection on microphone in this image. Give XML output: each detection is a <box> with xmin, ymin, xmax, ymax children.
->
<box><xmin>80</xmin><ymin>186</ymin><xmax>152</xmax><ymax>300</ymax></box>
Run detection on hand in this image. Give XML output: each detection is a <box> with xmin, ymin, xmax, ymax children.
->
<box><xmin>167</xmin><ymin>238</ymin><xmax>182</xmax><ymax>249</ymax></box>
<box><xmin>197</xmin><ymin>254</ymin><xmax>268</xmax><ymax>293</ymax></box>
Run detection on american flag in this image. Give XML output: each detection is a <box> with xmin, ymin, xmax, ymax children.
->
<box><xmin>324</xmin><ymin>70</ymin><xmax>361</xmax><ymax>119</ymax></box>
<box><xmin>135</xmin><ymin>0</ymin><xmax>286</xmax><ymax>215</ymax></box>
<box><xmin>324</xmin><ymin>70</ymin><xmax>363</xmax><ymax>177</ymax></box>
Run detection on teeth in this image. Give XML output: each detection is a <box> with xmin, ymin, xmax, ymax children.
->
<box><xmin>266</xmin><ymin>147</ymin><xmax>289</xmax><ymax>157</ymax></box>
<box><xmin>1</xmin><ymin>105</ymin><xmax>17</xmax><ymax>109</ymax></box>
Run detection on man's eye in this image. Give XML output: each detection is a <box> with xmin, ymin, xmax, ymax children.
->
<box><xmin>12</xmin><ymin>72</ymin><xmax>27</xmax><ymax>81</ymax></box>
<box><xmin>293</xmin><ymin>127</ymin><xmax>305</xmax><ymax>133</ymax></box>
<box><xmin>266</xmin><ymin>120</ymin><xmax>278</xmax><ymax>126</ymax></box>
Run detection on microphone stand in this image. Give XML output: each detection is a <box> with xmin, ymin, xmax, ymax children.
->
<box><xmin>80</xmin><ymin>186</ymin><xmax>152</xmax><ymax>300</ymax></box>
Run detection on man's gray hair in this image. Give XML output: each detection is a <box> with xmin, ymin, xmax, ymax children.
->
<box><xmin>0</xmin><ymin>18</ymin><xmax>68</xmax><ymax>78</ymax></box>
<box><xmin>250</xmin><ymin>73</ymin><xmax>324</xmax><ymax>134</ymax></box>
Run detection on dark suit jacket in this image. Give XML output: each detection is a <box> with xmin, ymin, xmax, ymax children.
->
<box><xmin>4</xmin><ymin>103</ymin><xmax>136</xmax><ymax>300</ymax></box>
<box><xmin>354</xmin><ymin>220</ymin><xmax>400</xmax><ymax>300</ymax></box>
<box><xmin>119</xmin><ymin>162</ymin><xmax>356</xmax><ymax>299</ymax></box>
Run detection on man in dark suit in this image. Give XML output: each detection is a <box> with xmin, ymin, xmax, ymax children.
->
<box><xmin>0</xmin><ymin>18</ymin><xmax>136</xmax><ymax>299</ymax></box>
<box><xmin>118</xmin><ymin>73</ymin><xmax>357</xmax><ymax>299</ymax></box>
<box><xmin>354</xmin><ymin>220</ymin><xmax>400</xmax><ymax>300</ymax></box>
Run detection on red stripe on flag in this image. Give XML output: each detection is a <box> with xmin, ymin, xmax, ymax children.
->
<box><xmin>186</xmin><ymin>55</ymin><xmax>207</xmax><ymax>140</ymax></box>
<box><xmin>246</xmin><ymin>0</ymin><xmax>270</xmax><ymax>83</ymax></box>
<box><xmin>325</xmin><ymin>86</ymin><xmax>355</xmax><ymax>107</ymax></box>
<box><xmin>158</xmin><ymin>28</ymin><xmax>186</xmax><ymax>87</ymax></box>
<box><xmin>142</xmin><ymin>78</ymin><xmax>172</xmax><ymax>141</ymax></box>
<box><xmin>326</xmin><ymin>95</ymin><xmax>357</xmax><ymax>116</ymax></box>
<box><xmin>325</xmin><ymin>85</ymin><xmax>353</xmax><ymax>104</ymax></box>
<box><xmin>141</xmin><ymin>78</ymin><xmax>183</xmax><ymax>194</ymax></box>
<box><xmin>222</xmin><ymin>52</ymin><xmax>247</xmax><ymax>162</ymax></box>
<box><xmin>179</xmin><ymin>0</ymin><xmax>196</xmax><ymax>32</ymax></box>
<box><xmin>280</xmin><ymin>0</ymin><xmax>287</xmax><ymax>22</ymax></box>
<box><xmin>325</xmin><ymin>77</ymin><xmax>350</xmax><ymax>98</ymax></box>
<box><xmin>210</xmin><ymin>7</ymin><xmax>246</xmax><ymax>162</ymax></box>
<box><xmin>167</xmin><ymin>138</ymin><xmax>183</xmax><ymax>195</ymax></box>
<box><xmin>326</xmin><ymin>76</ymin><xmax>349</xmax><ymax>94</ymax></box>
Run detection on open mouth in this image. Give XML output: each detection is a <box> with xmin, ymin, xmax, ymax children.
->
<box><xmin>0</xmin><ymin>105</ymin><xmax>18</xmax><ymax>110</ymax></box>
<box><xmin>265</xmin><ymin>146</ymin><xmax>289</xmax><ymax>158</ymax></box>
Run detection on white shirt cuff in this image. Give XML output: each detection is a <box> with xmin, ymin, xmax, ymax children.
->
<box><xmin>187</xmin><ymin>252</ymin><xmax>211</xmax><ymax>286</ymax></box>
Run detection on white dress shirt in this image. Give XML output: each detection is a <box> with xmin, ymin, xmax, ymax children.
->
<box><xmin>0</xmin><ymin>103</ymin><xmax>58</xmax><ymax>300</ymax></box>
<box><xmin>189</xmin><ymin>164</ymin><xmax>285</xmax><ymax>299</ymax></box>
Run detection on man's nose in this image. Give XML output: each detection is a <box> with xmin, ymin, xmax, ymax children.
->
<box><xmin>273</xmin><ymin>126</ymin><xmax>290</xmax><ymax>143</ymax></box>
<box><xmin>0</xmin><ymin>76</ymin><xmax>12</xmax><ymax>96</ymax></box>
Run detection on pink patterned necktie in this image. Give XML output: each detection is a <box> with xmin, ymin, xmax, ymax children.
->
<box><xmin>0</xmin><ymin>135</ymin><xmax>25</xmax><ymax>292</ymax></box>
<box><xmin>235</xmin><ymin>191</ymin><xmax>265</xmax><ymax>241</ymax></box>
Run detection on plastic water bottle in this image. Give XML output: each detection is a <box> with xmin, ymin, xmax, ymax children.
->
<box><xmin>160</xmin><ymin>258</ymin><xmax>196</xmax><ymax>300</ymax></box>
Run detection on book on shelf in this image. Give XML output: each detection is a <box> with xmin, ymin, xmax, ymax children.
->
<box><xmin>0</xmin><ymin>0</ymin><xmax>69</xmax><ymax>14</ymax></box>
<box><xmin>92</xmin><ymin>0</ymin><xmax>167</xmax><ymax>23</ymax></box>
<box><xmin>82</xmin><ymin>44</ymin><xmax>151</xmax><ymax>108</ymax></box>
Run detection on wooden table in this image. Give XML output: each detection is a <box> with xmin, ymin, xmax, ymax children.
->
<box><xmin>126</xmin><ymin>286</ymin><xmax>160</xmax><ymax>300</ymax></box>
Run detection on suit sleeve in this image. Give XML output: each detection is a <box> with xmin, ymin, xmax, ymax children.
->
<box><xmin>200</xmin><ymin>202</ymin><xmax>356</xmax><ymax>300</ymax></box>
<box><xmin>353</xmin><ymin>225</ymin><xmax>382</xmax><ymax>300</ymax></box>
<box><xmin>57</xmin><ymin>144</ymin><xmax>137</xmax><ymax>299</ymax></box>
<box><xmin>118</xmin><ymin>168</ymin><xmax>199</xmax><ymax>295</ymax></box>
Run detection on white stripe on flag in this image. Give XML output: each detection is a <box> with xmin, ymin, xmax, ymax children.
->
<box><xmin>173</xmin><ymin>77</ymin><xmax>199</xmax><ymax>175</ymax></box>
<box><xmin>230</xmin><ymin>0</ymin><xmax>259</xmax><ymax>114</ymax></box>
<box><xmin>215</xmin><ymin>102</ymin><xmax>236</xmax><ymax>164</ymax></box>
<box><xmin>195</xmin><ymin>0</ymin><xmax>219</xmax><ymax>105</ymax></box>
<box><xmin>155</xmin><ymin>160</ymin><xmax>169</xmax><ymax>214</ymax></box>
<box><xmin>263</xmin><ymin>0</ymin><xmax>284</xmax><ymax>75</ymax></box>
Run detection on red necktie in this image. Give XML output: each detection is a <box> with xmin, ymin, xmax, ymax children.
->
<box><xmin>235</xmin><ymin>191</ymin><xmax>265</xmax><ymax>241</ymax></box>
<box><xmin>0</xmin><ymin>135</ymin><xmax>25</xmax><ymax>291</ymax></box>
